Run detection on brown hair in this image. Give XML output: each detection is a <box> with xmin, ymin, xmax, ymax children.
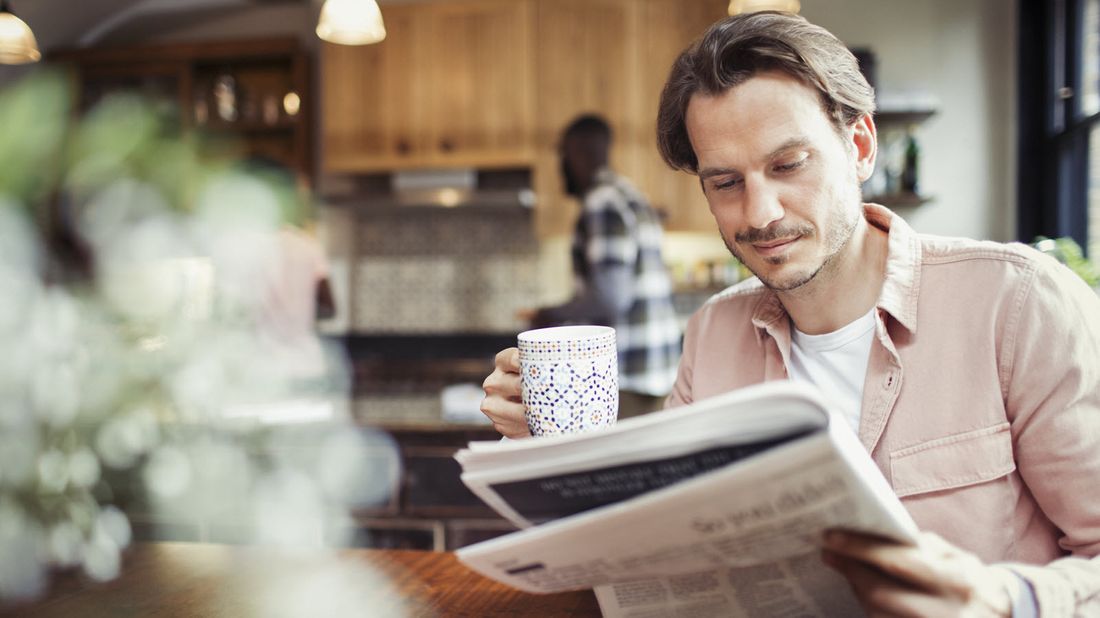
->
<box><xmin>656</xmin><ymin>12</ymin><xmax>875</xmax><ymax>173</ymax></box>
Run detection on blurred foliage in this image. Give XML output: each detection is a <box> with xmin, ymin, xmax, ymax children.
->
<box><xmin>0</xmin><ymin>69</ymin><xmax>308</xmax><ymax>253</ymax></box>
<box><xmin>0</xmin><ymin>69</ymin><xmax>384</xmax><ymax>603</ymax></box>
<box><xmin>1032</xmin><ymin>236</ymin><xmax>1100</xmax><ymax>288</ymax></box>
<box><xmin>0</xmin><ymin>71</ymin><xmax>70</xmax><ymax>212</ymax></box>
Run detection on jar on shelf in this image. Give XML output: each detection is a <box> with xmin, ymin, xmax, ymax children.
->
<box><xmin>213</xmin><ymin>74</ymin><xmax>238</xmax><ymax>122</ymax></box>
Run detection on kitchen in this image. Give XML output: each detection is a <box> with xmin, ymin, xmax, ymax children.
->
<box><xmin>1</xmin><ymin>0</ymin><xmax>1093</xmax><ymax>615</ymax></box>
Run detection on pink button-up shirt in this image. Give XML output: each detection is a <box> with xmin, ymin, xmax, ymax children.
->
<box><xmin>670</xmin><ymin>205</ymin><xmax>1100</xmax><ymax>616</ymax></box>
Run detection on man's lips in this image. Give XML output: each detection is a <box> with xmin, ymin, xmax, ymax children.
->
<box><xmin>751</xmin><ymin>236</ymin><xmax>799</xmax><ymax>256</ymax></box>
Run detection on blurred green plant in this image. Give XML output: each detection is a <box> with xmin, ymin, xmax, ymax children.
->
<box><xmin>1031</xmin><ymin>236</ymin><xmax>1100</xmax><ymax>288</ymax></box>
<box><xmin>0</xmin><ymin>69</ymin><xmax>392</xmax><ymax>603</ymax></box>
<box><xmin>0</xmin><ymin>72</ymin><xmax>70</xmax><ymax>212</ymax></box>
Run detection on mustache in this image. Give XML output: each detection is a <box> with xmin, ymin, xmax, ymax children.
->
<box><xmin>734</xmin><ymin>223</ymin><xmax>815</xmax><ymax>244</ymax></box>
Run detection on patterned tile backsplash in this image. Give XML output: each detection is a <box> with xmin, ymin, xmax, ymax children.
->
<box><xmin>352</xmin><ymin>208</ymin><xmax>542</xmax><ymax>333</ymax></box>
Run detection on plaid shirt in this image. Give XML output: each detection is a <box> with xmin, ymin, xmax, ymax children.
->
<box><xmin>571</xmin><ymin>169</ymin><xmax>681</xmax><ymax>396</ymax></box>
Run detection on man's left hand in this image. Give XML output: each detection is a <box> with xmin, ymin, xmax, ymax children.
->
<box><xmin>822</xmin><ymin>529</ymin><xmax>1015</xmax><ymax>617</ymax></box>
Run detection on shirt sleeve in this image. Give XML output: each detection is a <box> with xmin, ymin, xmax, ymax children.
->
<box><xmin>536</xmin><ymin>261</ymin><xmax>635</xmax><ymax>326</ymax></box>
<box><xmin>998</xmin><ymin>255</ymin><xmax>1100</xmax><ymax>616</ymax></box>
<box><xmin>310</xmin><ymin>233</ymin><xmax>330</xmax><ymax>281</ymax></box>
<box><xmin>536</xmin><ymin>187</ymin><xmax>640</xmax><ymax>326</ymax></box>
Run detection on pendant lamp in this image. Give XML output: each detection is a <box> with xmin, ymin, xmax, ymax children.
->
<box><xmin>316</xmin><ymin>0</ymin><xmax>387</xmax><ymax>46</ymax></box>
<box><xmin>728</xmin><ymin>0</ymin><xmax>801</xmax><ymax>15</ymax></box>
<box><xmin>0</xmin><ymin>0</ymin><xmax>40</xmax><ymax>65</ymax></box>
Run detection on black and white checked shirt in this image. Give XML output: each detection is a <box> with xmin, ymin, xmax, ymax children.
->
<box><xmin>570</xmin><ymin>169</ymin><xmax>682</xmax><ymax>396</ymax></box>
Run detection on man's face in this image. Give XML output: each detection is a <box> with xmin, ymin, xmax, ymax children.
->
<box><xmin>685</xmin><ymin>71</ymin><xmax>870</xmax><ymax>292</ymax></box>
<box><xmin>559</xmin><ymin>135</ymin><xmax>584</xmax><ymax>198</ymax></box>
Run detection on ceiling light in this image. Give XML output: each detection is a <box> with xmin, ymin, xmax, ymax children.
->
<box><xmin>0</xmin><ymin>0</ymin><xmax>40</xmax><ymax>65</ymax></box>
<box><xmin>316</xmin><ymin>0</ymin><xmax>386</xmax><ymax>46</ymax></box>
<box><xmin>727</xmin><ymin>0</ymin><xmax>801</xmax><ymax>15</ymax></box>
<box><xmin>283</xmin><ymin>91</ymin><xmax>301</xmax><ymax>117</ymax></box>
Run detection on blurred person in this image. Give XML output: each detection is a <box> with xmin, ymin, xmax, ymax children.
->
<box><xmin>521</xmin><ymin>114</ymin><xmax>681</xmax><ymax>418</ymax></box>
<box><xmin>483</xmin><ymin>12</ymin><xmax>1100</xmax><ymax>617</ymax></box>
<box><xmin>261</xmin><ymin>224</ymin><xmax>334</xmax><ymax>379</ymax></box>
<box><xmin>246</xmin><ymin>158</ymin><xmax>336</xmax><ymax>385</ymax></box>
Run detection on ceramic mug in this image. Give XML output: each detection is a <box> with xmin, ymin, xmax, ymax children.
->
<box><xmin>517</xmin><ymin>325</ymin><xmax>618</xmax><ymax>437</ymax></box>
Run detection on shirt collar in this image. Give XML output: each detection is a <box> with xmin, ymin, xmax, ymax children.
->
<box><xmin>866</xmin><ymin>203</ymin><xmax>921</xmax><ymax>333</ymax></box>
<box><xmin>750</xmin><ymin>203</ymin><xmax>922</xmax><ymax>338</ymax></box>
<box><xmin>592</xmin><ymin>167</ymin><xmax>616</xmax><ymax>188</ymax></box>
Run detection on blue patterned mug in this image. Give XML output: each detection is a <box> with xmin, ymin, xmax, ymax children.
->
<box><xmin>517</xmin><ymin>325</ymin><xmax>618</xmax><ymax>437</ymax></box>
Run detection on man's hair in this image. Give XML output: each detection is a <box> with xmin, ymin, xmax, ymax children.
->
<box><xmin>656</xmin><ymin>11</ymin><xmax>875</xmax><ymax>173</ymax></box>
<box><xmin>564</xmin><ymin>114</ymin><xmax>613</xmax><ymax>144</ymax></box>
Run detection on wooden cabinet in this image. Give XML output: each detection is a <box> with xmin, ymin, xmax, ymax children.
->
<box><xmin>320</xmin><ymin>0</ymin><xmax>726</xmax><ymax>233</ymax></box>
<box><xmin>322</xmin><ymin>8</ymin><xmax>427</xmax><ymax>171</ymax></box>
<box><xmin>322</xmin><ymin>0</ymin><xmax>536</xmax><ymax>172</ymax></box>
<box><xmin>636</xmin><ymin>0</ymin><xmax>729</xmax><ymax>233</ymax></box>
<box><xmin>53</xmin><ymin>38</ymin><xmax>313</xmax><ymax>184</ymax></box>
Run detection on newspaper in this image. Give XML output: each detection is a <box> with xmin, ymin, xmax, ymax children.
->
<box><xmin>453</xmin><ymin>382</ymin><xmax>920</xmax><ymax>617</ymax></box>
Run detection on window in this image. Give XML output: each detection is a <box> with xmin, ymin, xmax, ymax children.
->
<box><xmin>1085</xmin><ymin>0</ymin><xmax>1100</xmax><ymax>266</ymax></box>
<box><xmin>1019</xmin><ymin>0</ymin><xmax>1100</xmax><ymax>268</ymax></box>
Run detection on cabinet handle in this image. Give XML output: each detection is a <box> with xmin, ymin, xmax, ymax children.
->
<box><xmin>439</xmin><ymin>139</ymin><xmax>454</xmax><ymax>153</ymax></box>
<box><xmin>396</xmin><ymin>139</ymin><xmax>411</xmax><ymax>155</ymax></box>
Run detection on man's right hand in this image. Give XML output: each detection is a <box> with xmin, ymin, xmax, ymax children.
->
<box><xmin>480</xmin><ymin>347</ymin><xmax>531</xmax><ymax>438</ymax></box>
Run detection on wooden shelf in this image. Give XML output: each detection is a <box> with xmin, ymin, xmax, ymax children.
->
<box><xmin>197</xmin><ymin>120</ymin><xmax>298</xmax><ymax>134</ymax></box>
<box><xmin>50</xmin><ymin>37</ymin><xmax>312</xmax><ymax>185</ymax></box>
<box><xmin>876</xmin><ymin>108</ymin><xmax>938</xmax><ymax>125</ymax></box>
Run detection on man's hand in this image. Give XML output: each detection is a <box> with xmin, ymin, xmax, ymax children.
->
<box><xmin>822</xmin><ymin>530</ymin><xmax>1015</xmax><ymax>617</ymax></box>
<box><xmin>480</xmin><ymin>348</ymin><xmax>531</xmax><ymax>438</ymax></box>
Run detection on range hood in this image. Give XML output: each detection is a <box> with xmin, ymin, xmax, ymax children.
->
<box><xmin>383</xmin><ymin>168</ymin><xmax>536</xmax><ymax>209</ymax></box>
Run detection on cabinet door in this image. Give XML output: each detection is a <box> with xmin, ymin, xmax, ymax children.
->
<box><xmin>533</xmin><ymin>0</ymin><xmax>641</xmax><ymax>238</ymax></box>
<box><xmin>637</xmin><ymin>0</ymin><xmax>727</xmax><ymax>232</ymax></box>
<box><xmin>422</xmin><ymin>0</ymin><xmax>536</xmax><ymax>168</ymax></box>
<box><xmin>321</xmin><ymin>0</ymin><xmax>535</xmax><ymax>172</ymax></box>
<box><xmin>321</xmin><ymin>6</ymin><xmax>432</xmax><ymax>171</ymax></box>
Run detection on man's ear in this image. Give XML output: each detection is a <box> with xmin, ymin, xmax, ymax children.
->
<box><xmin>850</xmin><ymin>113</ymin><xmax>877</xmax><ymax>183</ymax></box>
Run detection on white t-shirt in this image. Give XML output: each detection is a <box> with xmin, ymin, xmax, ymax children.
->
<box><xmin>787</xmin><ymin>308</ymin><xmax>877</xmax><ymax>433</ymax></box>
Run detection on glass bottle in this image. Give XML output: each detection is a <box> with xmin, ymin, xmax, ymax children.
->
<box><xmin>901</xmin><ymin>126</ymin><xmax>920</xmax><ymax>194</ymax></box>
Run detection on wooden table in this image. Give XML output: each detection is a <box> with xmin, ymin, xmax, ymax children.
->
<box><xmin>0</xmin><ymin>542</ymin><xmax>601</xmax><ymax>617</ymax></box>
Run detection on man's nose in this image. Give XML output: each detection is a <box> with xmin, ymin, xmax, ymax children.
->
<box><xmin>743</xmin><ymin>178</ymin><xmax>784</xmax><ymax>230</ymax></box>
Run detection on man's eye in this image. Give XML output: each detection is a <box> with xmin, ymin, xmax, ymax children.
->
<box><xmin>712</xmin><ymin>178</ymin><xmax>741</xmax><ymax>191</ymax></box>
<box><xmin>774</xmin><ymin>154</ymin><xmax>809</xmax><ymax>173</ymax></box>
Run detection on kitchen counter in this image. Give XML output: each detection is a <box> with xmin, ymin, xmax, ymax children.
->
<box><xmin>342</xmin><ymin>333</ymin><xmax>508</xmax><ymax>427</ymax></box>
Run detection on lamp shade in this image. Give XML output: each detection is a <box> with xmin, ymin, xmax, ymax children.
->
<box><xmin>727</xmin><ymin>0</ymin><xmax>801</xmax><ymax>15</ymax></box>
<box><xmin>0</xmin><ymin>1</ymin><xmax>40</xmax><ymax>65</ymax></box>
<box><xmin>316</xmin><ymin>0</ymin><xmax>386</xmax><ymax>46</ymax></box>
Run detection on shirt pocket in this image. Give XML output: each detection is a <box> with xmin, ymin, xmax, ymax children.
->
<box><xmin>889</xmin><ymin>422</ymin><xmax>1015</xmax><ymax>498</ymax></box>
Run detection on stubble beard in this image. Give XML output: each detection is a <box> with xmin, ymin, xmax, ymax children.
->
<box><xmin>722</xmin><ymin>189</ymin><xmax>863</xmax><ymax>293</ymax></box>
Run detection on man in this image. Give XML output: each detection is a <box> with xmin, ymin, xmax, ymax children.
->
<box><xmin>482</xmin><ymin>12</ymin><xmax>1100</xmax><ymax>616</ymax></box>
<box><xmin>522</xmin><ymin>114</ymin><xmax>681</xmax><ymax>418</ymax></box>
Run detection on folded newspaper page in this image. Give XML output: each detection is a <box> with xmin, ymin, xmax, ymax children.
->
<box><xmin>454</xmin><ymin>382</ymin><xmax>919</xmax><ymax>617</ymax></box>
